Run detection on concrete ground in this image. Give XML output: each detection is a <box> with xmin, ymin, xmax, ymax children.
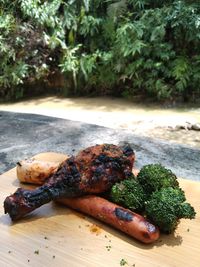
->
<box><xmin>0</xmin><ymin>108</ymin><xmax>200</xmax><ymax>181</ymax></box>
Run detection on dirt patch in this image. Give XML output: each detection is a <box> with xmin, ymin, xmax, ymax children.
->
<box><xmin>1</xmin><ymin>96</ymin><xmax>200</xmax><ymax>148</ymax></box>
<box><xmin>142</xmin><ymin>127</ymin><xmax>200</xmax><ymax>148</ymax></box>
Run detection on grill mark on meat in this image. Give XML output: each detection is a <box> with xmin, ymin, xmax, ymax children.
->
<box><xmin>122</xmin><ymin>144</ymin><xmax>135</xmax><ymax>157</ymax></box>
<box><xmin>114</xmin><ymin>207</ymin><xmax>133</xmax><ymax>222</ymax></box>
<box><xmin>144</xmin><ymin>221</ymin><xmax>157</xmax><ymax>234</ymax></box>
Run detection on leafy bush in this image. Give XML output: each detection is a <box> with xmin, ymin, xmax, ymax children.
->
<box><xmin>1</xmin><ymin>0</ymin><xmax>200</xmax><ymax>101</ymax></box>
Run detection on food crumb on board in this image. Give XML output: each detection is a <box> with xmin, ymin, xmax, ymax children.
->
<box><xmin>89</xmin><ymin>224</ymin><xmax>102</xmax><ymax>235</ymax></box>
<box><xmin>120</xmin><ymin>258</ymin><xmax>128</xmax><ymax>266</ymax></box>
<box><xmin>187</xmin><ymin>228</ymin><xmax>190</xmax><ymax>232</ymax></box>
<box><xmin>106</xmin><ymin>245</ymin><xmax>112</xmax><ymax>251</ymax></box>
<box><xmin>8</xmin><ymin>251</ymin><xmax>12</xmax><ymax>254</ymax></box>
<box><xmin>34</xmin><ymin>250</ymin><xmax>39</xmax><ymax>255</ymax></box>
<box><xmin>52</xmin><ymin>255</ymin><xmax>55</xmax><ymax>259</ymax></box>
<box><xmin>44</xmin><ymin>236</ymin><xmax>48</xmax><ymax>240</ymax></box>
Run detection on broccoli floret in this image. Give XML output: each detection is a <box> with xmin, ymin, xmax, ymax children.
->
<box><xmin>137</xmin><ymin>164</ymin><xmax>179</xmax><ymax>195</ymax></box>
<box><xmin>110</xmin><ymin>177</ymin><xmax>147</xmax><ymax>211</ymax></box>
<box><xmin>145</xmin><ymin>187</ymin><xmax>196</xmax><ymax>234</ymax></box>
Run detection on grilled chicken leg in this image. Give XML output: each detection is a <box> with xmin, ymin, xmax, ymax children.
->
<box><xmin>4</xmin><ymin>144</ymin><xmax>135</xmax><ymax>221</ymax></box>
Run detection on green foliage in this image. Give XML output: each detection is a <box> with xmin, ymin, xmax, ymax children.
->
<box><xmin>1</xmin><ymin>0</ymin><xmax>200</xmax><ymax>100</ymax></box>
<box><xmin>59</xmin><ymin>45</ymin><xmax>81</xmax><ymax>89</ymax></box>
<box><xmin>145</xmin><ymin>187</ymin><xmax>196</xmax><ymax>233</ymax></box>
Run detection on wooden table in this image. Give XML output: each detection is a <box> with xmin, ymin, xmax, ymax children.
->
<box><xmin>0</xmin><ymin>152</ymin><xmax>199</xmax><ymax>267</ymax></box>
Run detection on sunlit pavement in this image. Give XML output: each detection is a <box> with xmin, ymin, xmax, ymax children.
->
<box><xmin>0</xmin><ymin>110</ymin><xmax>200</xmax><ymax>181</ymax></box>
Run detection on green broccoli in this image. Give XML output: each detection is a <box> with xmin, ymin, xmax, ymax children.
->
<box><xmin>137</xmin><ymin>164</ymin><xmax>179</xmax><ymax>195</ymax></box>
<box><xmin>110</xmin><ymin>176</ymin><xmax>147</xmax><ymax>211</ymax></box>
<box><xmin>145</xmin><ymin>187</ymin><xmax>196</xmax><ymax>233</ymax></box>
<box><xmin>109</xmin><ymin>164</ymin><xmax>196</xmax><ymax>234</ymax></box>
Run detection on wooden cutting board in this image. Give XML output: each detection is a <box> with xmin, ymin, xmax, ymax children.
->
<box><xmin>0</xmin><ymin>152</ymin><xmax>199</xmax><ymax>267</ymax></box>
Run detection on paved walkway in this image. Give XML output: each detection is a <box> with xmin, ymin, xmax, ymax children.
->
<box><xmin>1</xmin><ymin>110</ymin><xmax>200</xmax><ymax>181</ymax></box>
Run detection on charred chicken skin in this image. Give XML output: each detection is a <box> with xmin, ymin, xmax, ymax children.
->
<box><xmin>4</xmin><ymin>144</ymin><xmax>135</xmax><ymax>221</ymax></box>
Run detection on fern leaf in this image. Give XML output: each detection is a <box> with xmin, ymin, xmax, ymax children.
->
<box><xmin>107</xmin><ymin>0</ymin><xmax>128</xmax><ymax>21</ymax></box>
<box><xmin>83</xmin><ymin>0</ymin><xmax>90</xmax><ymax>12</ymax></box>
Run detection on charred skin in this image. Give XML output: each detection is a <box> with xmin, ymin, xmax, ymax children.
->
<box><xmin>4</xmin><ymin>144</ymin><xmax>135</xmax><ymax>221</ymax></box>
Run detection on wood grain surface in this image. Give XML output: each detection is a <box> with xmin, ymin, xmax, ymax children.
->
<box><xmin>0</xmin><ymin>152</ymin><xmax>199</xmax><ymax>267</ymax></box>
